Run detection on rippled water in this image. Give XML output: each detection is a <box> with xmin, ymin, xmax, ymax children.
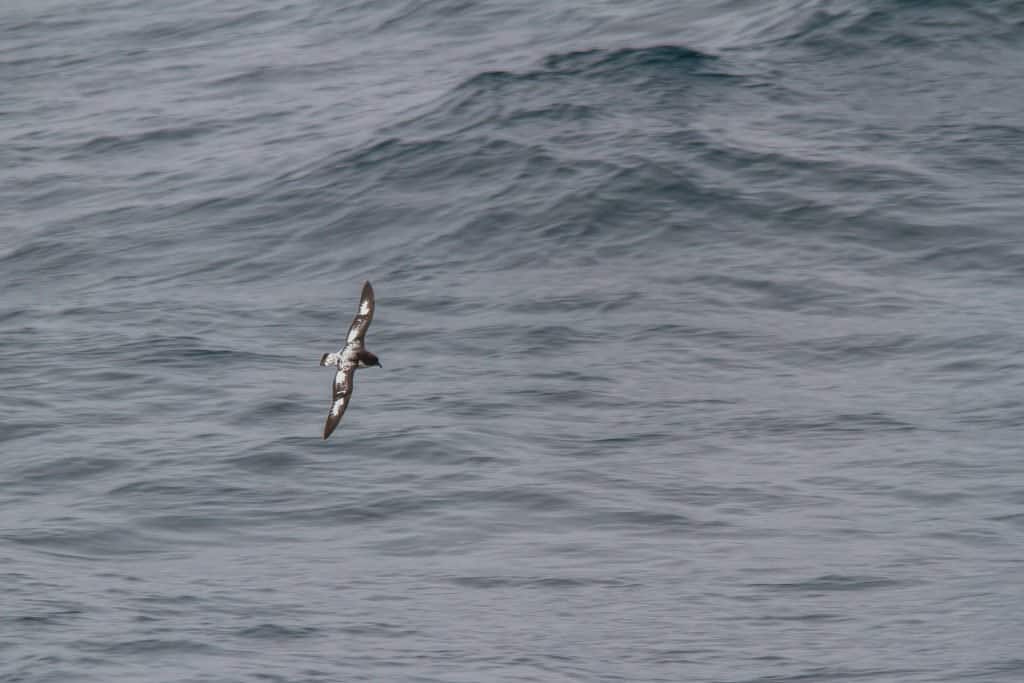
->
<box><xmin>3</xmin><ymin>1</ymin><xmax>1024</xmax><ymax>681</ymax></box>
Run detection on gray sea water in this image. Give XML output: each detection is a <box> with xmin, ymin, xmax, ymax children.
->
<box><xmin>3</xmin><ymin>1</ymin><xmax>1024</xmax><ymax>681</ymax></box>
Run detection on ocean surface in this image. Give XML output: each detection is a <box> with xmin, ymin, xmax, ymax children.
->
<box><xmin>3</xmin><ymin>1</ymin><xmax>1024</xmax><ymax>681</ymax></box>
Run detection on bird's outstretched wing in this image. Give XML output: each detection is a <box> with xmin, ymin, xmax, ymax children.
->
<box><xmin>346</xmin><ymin>281</ymin><xmax>375</xmax><ymax>345</ymax></box>
<box><xmin>323</xmin><ymin>362</ymin><xmax>356</xmax><ymax>439</ymax></box>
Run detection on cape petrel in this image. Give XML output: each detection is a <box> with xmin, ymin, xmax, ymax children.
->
<box><xmin>319</xmin><ymin>280</ymin><xmax>381</xmax><ymax>439</ymax></box>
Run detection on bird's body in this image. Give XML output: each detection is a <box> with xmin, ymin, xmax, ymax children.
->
<box><xmin>319</xmin><ymin>281</ymin><xmax>381</xmax><ymax>439</ymax></box>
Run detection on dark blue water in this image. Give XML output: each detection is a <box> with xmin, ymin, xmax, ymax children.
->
<box><xmin>3</xmin><ymin>1</ymin><xmax>1024</xmax><ymax>681</ymax></box>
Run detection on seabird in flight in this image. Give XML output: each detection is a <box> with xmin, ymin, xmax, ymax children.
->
<box><xmin>319</xmin><ymin>280</ymin><xmax>381</xmax><ymax>439</ymax></box>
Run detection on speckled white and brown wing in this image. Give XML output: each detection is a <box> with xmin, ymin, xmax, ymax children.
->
<box><xmin>323</xmin><ymin>362</ymin><xmax>356</xmax><ymax>439</ymax></box>
<box><xmin>345</xmin><ymin>281</ymin><xmax>375</xmax><ymax>346</ymax></box>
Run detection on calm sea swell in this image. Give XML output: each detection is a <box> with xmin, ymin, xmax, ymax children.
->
<box><xmin>3</xmin><ymin>0</ymin><xmax>1024</xmax><ymax>681</ymax></box>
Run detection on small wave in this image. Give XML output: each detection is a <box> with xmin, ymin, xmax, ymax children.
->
<box><xmin>75</xmin><ymin>637</ymin><xmax>224</xmax><ymax>656</ymax></box>
<box><xmin>719</xmin><ymin>0</ymin><xmax>1021</xmax><ymax>56</ymax></box>
<box><xmin>121</xmin><ymin>8</ymin><xmax>280</xmax><ymax>44</ymax></box>
<box><xmin>448</xmin><ymin>574</ymin><xmax>634</xmax><ymax>590</ymax></box>
<box><xmin>108</xmin><ymin>335</ymin><xmax>241</xmax><ymax>368</ymax></box>
<box><xmin>237</xmin><ymin>623</ymin><xmax>320</xmax><ymax>639</ymax></box>
<box><xmin>541</xmin><ymin>44</ymin><xmax>715</xmax><ymax>76</ymax></box>
<box><xmin>16</xmin><ymin>455</ymin><xmax>123</xmax><ymax>483</ymax></box>
<box><xmin>726</xmin><ymin>411</ymin><xmax>917</xmax><ymax>440</ymax></box>
<box><xmin>750</xmin><ymin>573</ymin><xmax>910</xmax><ymax>593</ymax></box>
<box><xmin>412</xmin><ymin>43</ymin><xmax>721</xmax><ymax>131</ymax></box>
<box><xmin>4</xmin><ymin>525</ymin><xmax>166</xmax><ymax>558</ymax></box>
<box><xmin>72</xmin><ymin>125</ymin><xmax>212</xmax><ymax>157</ymax></box>
<box><xmin>0</xmin><ymin>421</ymin><xmax>50</xmax><ymax>445</ymax></box>
<box><xmin>463</xmin><ymin>44</ymin><xmax>716</xmax><ymax>86</ymax></box>
<box><xmin>226</xmin><ymin>450</ymin><xmax>307</xmax><ymax>475</ymax></box>
<box><xmin>0</xmin><ymin>238</ymin><xmax>98</xmax><ymax>282</ymax></box>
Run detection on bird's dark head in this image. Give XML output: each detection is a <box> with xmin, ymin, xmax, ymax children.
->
<box><xmin>319</xmin><ymin>353</ymin><xmax>330</xmax><ymax>367</ymax></box>
<box><xmin>359</xmin><ymin>350</ymin><xmax>382</xmax><ymax>368</ymax></box>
